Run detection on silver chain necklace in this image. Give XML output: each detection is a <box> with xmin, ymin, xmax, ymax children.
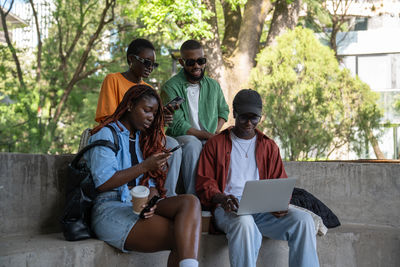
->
<box><xmin>232</xmin><ymin>132</ymin><xmax>255</xmax><ymax>158</ymax></box>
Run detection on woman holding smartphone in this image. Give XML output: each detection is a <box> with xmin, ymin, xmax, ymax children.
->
<box><xmin>86</xmin><ymin>84</ymin><xmax>201</xmax><ymax>267</ymax></box>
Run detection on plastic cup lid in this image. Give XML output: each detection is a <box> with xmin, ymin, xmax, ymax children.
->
<box><xmin>201</xmin><ymin>211</ymin><xmax>212</xmax><ymax>217</ymax></box>
<box><xmin>130</xmin><ymin>185</ymin><xmax>150</xmax><ymax>198</ymax></box>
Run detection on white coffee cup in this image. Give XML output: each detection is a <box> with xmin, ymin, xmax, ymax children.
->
<box><xmin>130</xmin><ymin>186</ymin><xmax>150</xmax><ymax>214</ymax></box>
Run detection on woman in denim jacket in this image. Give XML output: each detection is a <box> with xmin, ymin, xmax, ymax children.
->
<box><xmin>85</xmin><ymin>84</ymin><xmax>201</xmax><ymax>267</ymax></box>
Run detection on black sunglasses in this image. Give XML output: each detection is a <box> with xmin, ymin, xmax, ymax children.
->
<box><xmin>133</xmin><ymin>55</ymin><xmax>159</xmax><ymax>69</ymax></box>
<box><xmin>182</xmin><ymin>57</ymin><xmax>207</xmax><ymax>67</ymax></box>
<box><xmin>237</xmin><ymin>114</ymin><xmax>261</xmax><ymax>125</ymax></box>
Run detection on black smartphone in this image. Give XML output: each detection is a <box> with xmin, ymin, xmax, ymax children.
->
<box><xmin>139</xmin><ymin>195</ymin><xmax>161</xmax><ymax>219</ymax></box>
<box><xmin>169</xmin><ymin>144</ymin><xmax>183</xmax><ymax>153</ymax></box>
<box><xmin>164</xmin><ymin>96</ymin><xmax>185</xmax><ymax>108</ymax></box>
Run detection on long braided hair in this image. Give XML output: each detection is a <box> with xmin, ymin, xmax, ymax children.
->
<box><xmin>91</xmin><ymin>84</ymin><xmax>168</xmax><ymax>197</ymax></box>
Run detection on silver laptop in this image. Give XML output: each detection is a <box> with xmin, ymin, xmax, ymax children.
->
<box><xmin>236</xmin><ymin>178</ymin><xmax>297</xmax><ymax>215</ymax></box>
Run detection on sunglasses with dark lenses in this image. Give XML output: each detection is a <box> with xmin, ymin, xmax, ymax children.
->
<box><xmin>238</xmin><ymin>114</ymin><xmax>261</xmax><ymax>125</ymax></box>
<box><xmin>133</xmin><ymin>55</ymin><xmax>159</xmax><ymax>69</ymax></box>
<box><xmin>183</xmin><ymin>57</ymin><xmax>207</xmax><ymax>67</ymax></box>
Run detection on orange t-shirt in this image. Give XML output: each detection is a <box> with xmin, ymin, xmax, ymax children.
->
<box><xmin>95</xmin><ymin>72</ymin><xmax>148</xmax><ymax>122</ymax></box>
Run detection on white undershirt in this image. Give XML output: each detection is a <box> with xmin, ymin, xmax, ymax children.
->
<box><xmin>186</xmin><ymin>83</ymin><xmax>203</xmax><ymax>131</ymax></box>
<box><xmin>224</xmin><ymin>132</ymin><xmax>259</xmax><ymax>199</ymax></box>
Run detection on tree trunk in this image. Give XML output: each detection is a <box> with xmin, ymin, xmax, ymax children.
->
<box><xmin>221</xmin><ymin>0</ymin><xmax>241</xmax><ymax>57</ymax></box>
<box><xmin>265</xmin><ymin>0</ymin><xmax>302</xmax><ymax>47</ymax></box>
<box><xmin>368</xmin><ymin>131</ymin><xmax>385</xmax><ymax>159</ymax></box>
<box><xmin>28</xmin><ymin>0</ymin><xmax>42</xmax><ymax>82</ymax></box>
<box><xmin>0</xmin><ymin>3</ymin><xmax>26</xmax><ymax>90</ymax></box>
<box><xmin>202</xmin><ymin>0</ymin><xmax>271</xmax><ymax>125</ymax></box>
<box><xmin>330</xmin><ymin>18</ymin><xmax>339</xmax><ymax>58</ymax></box>
<box><xmin>202</xmin><ymin>0</ymin><xmax>228</xmax><ymax>96</ymax></box>
<box><xmin>328</xmin><ymin>0</ymin><xmax>355</xmax><ymax>59</ymax></box>
<box><xmin>224</xmin><ymin>0</ymin><xmax>271</xmax><ymax>111</ymax></box>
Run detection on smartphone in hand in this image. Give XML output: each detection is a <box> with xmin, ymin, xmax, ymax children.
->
<box><xmin>164</xmin><ymin>96</ymin><xmax>185</xmax><ymax>108</ymax></box>
<box><xmin>169</xmin><ymin>144</ymin><xmax>183</xmax><ymax>153</ymax></box>
<box><xmin>139</xmin><ymin>195</ymin><xmax>161</xmax><ymax>219</ymax></box>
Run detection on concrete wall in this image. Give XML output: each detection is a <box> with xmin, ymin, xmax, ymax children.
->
<box><xmin>0</xmin><ymin>153</ymin><xmax>72</xmax><ymax>237</ymax></box>
<box><xmin>285</xmin><ymin>161</ymin><xmax>400</xmax><ymax>228</ymax></box>
<box><xmin>0</xmin><ymin>153</ymin><xmax>399</xmax><ymax>266</ymax></box>
<box><xmin>1</xmin><ymin>153</ymin><xmax>399</xmax><ymax>237</ymax></box>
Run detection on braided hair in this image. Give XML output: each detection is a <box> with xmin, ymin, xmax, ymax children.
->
<box><xmin>91</xmin><ymin>84</ymin><xmax>168</xmax><ymax>197</ymax></box>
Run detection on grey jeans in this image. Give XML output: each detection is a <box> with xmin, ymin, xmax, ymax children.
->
<box><xmin>175</xmin><ymin>135</ymin><xmax>204</xmax><ymax>195</ymax></box>
<box><xmin>165</xmin><ymin>136</ymin><xmax>182</xmax><ymax>196</ymax></box>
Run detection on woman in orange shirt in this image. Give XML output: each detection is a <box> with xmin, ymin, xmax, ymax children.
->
<box><xmin>95</xmin><ymin>39</ymin><xmax>182</xmax><ymax>197</ymax></box>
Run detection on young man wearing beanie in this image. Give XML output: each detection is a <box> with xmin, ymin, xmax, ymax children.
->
<box><xmin>196</xmin><ymin>89</ymin><xmax>320</xmax><ymax>267</ymax></box>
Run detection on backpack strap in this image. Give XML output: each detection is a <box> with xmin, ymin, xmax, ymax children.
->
<box><xmin>105</xmin><ymin>124</ymin><xmax>119</xmax><ymax>152</ymax></box>
<box><xmin>70</xmin><ymin>125</ymin><xmax>120</xmax><ymax>168</ymax></box>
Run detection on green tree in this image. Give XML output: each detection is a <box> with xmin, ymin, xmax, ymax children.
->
<box><xmin>0</xmin><ymin>0</ymin><xmax>119</xmax><ymax>153</ymax></box>
<box><xmin>132</xmin><ymin>0</ymin><xmax>302</xmax><ymax>108</ymax></box>
<box><xmin>250</xmin><ymin>27</ymin><xmax>383</xmax><ymax>160</ymax></box>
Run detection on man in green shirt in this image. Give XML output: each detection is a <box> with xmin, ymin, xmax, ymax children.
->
<box><xmin>161</xmin><ymin>40</ymin><xmax>229</xmax><ymax>194</ymax></box>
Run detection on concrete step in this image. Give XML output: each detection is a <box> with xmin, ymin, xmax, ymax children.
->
<box><xmin>1</xmin><ymin>225</ymin><xmax>399</xmax><ymax>267</ymax></box>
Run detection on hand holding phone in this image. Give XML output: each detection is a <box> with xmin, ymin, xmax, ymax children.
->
<box><xmin>164</xmin><ymin>96</ymin><xmax>185</xmax><ymax>108</ymax></box>
<box><xmin>139</xmin><ymin>195</ymin><xmax>161</xmax><ymax>219</ymax></box>
<box><xmin>169</xmin><ymin>144</ymin><xmax>183</xmax><ymax>153</ymax></box>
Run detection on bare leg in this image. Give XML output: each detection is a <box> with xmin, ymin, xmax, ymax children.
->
<box><xmin>124</xmin><ymin>195</ymin><xmax>201</xmax><ymax>266</ymax></box>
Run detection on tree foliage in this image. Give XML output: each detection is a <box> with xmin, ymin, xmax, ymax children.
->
<box><xmin>131</xmin><ymin>0</ymin><xmax>214</xmax><ymax>40</ymax></box>
<box><xmin>0</xmin><ymin>0</ymin><xmax>118</xmax><ymax>153</ymax></box>
<box><xmin>250</xmin><ymin>27</ymin><xmax>383</xmax><ymax>160</ymax></box>
<box><xmin>1</xmin><ymin>0</ymin><xmax>386</xmax><ymax>159</ymax></box>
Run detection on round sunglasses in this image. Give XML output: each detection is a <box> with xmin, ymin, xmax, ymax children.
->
<box><xmin>182</xmin><ymin>57</ymin><xmax>207</xmax><ymax>67</ymax></box>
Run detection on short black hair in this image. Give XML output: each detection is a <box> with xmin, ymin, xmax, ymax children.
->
<box><xmin>126</xmin><ymin>39</ymin><xmax>155</xmax><ymax>64</ymax></box>
<box><xmin>180</xmin><ymin>40</ymin><xmax>202</xmax><ymax>53</ymax></box>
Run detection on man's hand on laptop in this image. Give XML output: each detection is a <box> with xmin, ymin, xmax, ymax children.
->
<box><xmin>213</xmin><ymin>193</ymin><xmax>239</xmax><ymax>212</ymax></box>
<box><xmin>271</xmin><ymin>210</ymin><xmax>288</xmax><ymax>218</ymax></box>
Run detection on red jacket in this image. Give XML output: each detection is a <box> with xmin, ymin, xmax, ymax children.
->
<box><xmin>196</xmin><ymin>128</ymin><xmax>288</xmax><ymax>210</ymax></box>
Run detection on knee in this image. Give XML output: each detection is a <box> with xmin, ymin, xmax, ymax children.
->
<box><xmin>180</xmin><ymin>195</ymin><xmax>201</xmax><ymax>214</ymax></box>
<box><xmin>292</xmin><ymin>210</ymin><xmax>315</xmax><ymax>231</ymax></box>
<box><xmin>182</xmin><ymin>136</ymin><xmax>202</xmax><ymax>153</ymax></box>
<box><xmin>229</xmin><ymin>215</ymin><xmax>256</xmax><ymax>234</ymax></box>
<box><xmin>166</xmin><ymin>136</ymin><xmax>179</xmax><ymax>148</ymax></box>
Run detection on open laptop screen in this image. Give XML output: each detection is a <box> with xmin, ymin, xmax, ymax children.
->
<box><xmin>236</xmin><ymin>178</ymin><xmax>296</xmax><ymax>215</ymax></box>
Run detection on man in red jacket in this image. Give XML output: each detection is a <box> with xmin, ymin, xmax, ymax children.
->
<box><xmin>196</xmin><ymin>89</ymin><xmax>319</xmax><ymax>267</ymax></box>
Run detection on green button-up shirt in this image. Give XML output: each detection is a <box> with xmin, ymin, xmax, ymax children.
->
<box><xmin>161</xmin><ymin>69</ymin><xmax>230</xmax><ymax>137</ymax></box>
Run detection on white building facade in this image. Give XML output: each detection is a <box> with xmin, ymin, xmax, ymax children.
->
<box><xmin>11</xmin><ymin>0</ymin><xmax>53</xmax><ymax>49</ymax></box>
<box><xmin>334</xmin><ymin>1</ymin><xmax>400</xmax><ymax>159</ymax></box>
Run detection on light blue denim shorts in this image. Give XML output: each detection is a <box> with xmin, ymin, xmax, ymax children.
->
<box><xmin>91</xmin><ymin>191</ymin><xmax>139</xmax><ymax>252</ymax></box>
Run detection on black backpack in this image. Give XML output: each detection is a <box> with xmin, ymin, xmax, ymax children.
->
<box><xmin>61</xmin><ymin>125</ymin><xmax>120</xmax><ymax>241</ymax></box>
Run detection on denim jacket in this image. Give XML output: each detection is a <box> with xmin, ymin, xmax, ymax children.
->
<box><xmin>84</xmin><ymin>121</ymin><xmax>155</xmax><ymax>202</ymax></box>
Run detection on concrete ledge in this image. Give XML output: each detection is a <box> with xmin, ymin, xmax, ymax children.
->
<box><xmin>1</xmin><ymin>225</ymin><xmax>399</xmax><ymax>267</ymax></box>
<box><xmin>1</xmin><ymin>153</ymin><xmax>399</xmax><ymax>237</ymax></box>
<box><xmin>0</xmin><ymin>153</ymin><xmax>72</xmax><ymax>237</ymax></box>
<box><xmin>285</xmin><ymin>161</ymin><xmax>400</xmax><ymax>228</ymax></box>
<box><xmin>1</xmin><ymin>153</ymin><xmax>399</xmax><ymax>266</ymax></box>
